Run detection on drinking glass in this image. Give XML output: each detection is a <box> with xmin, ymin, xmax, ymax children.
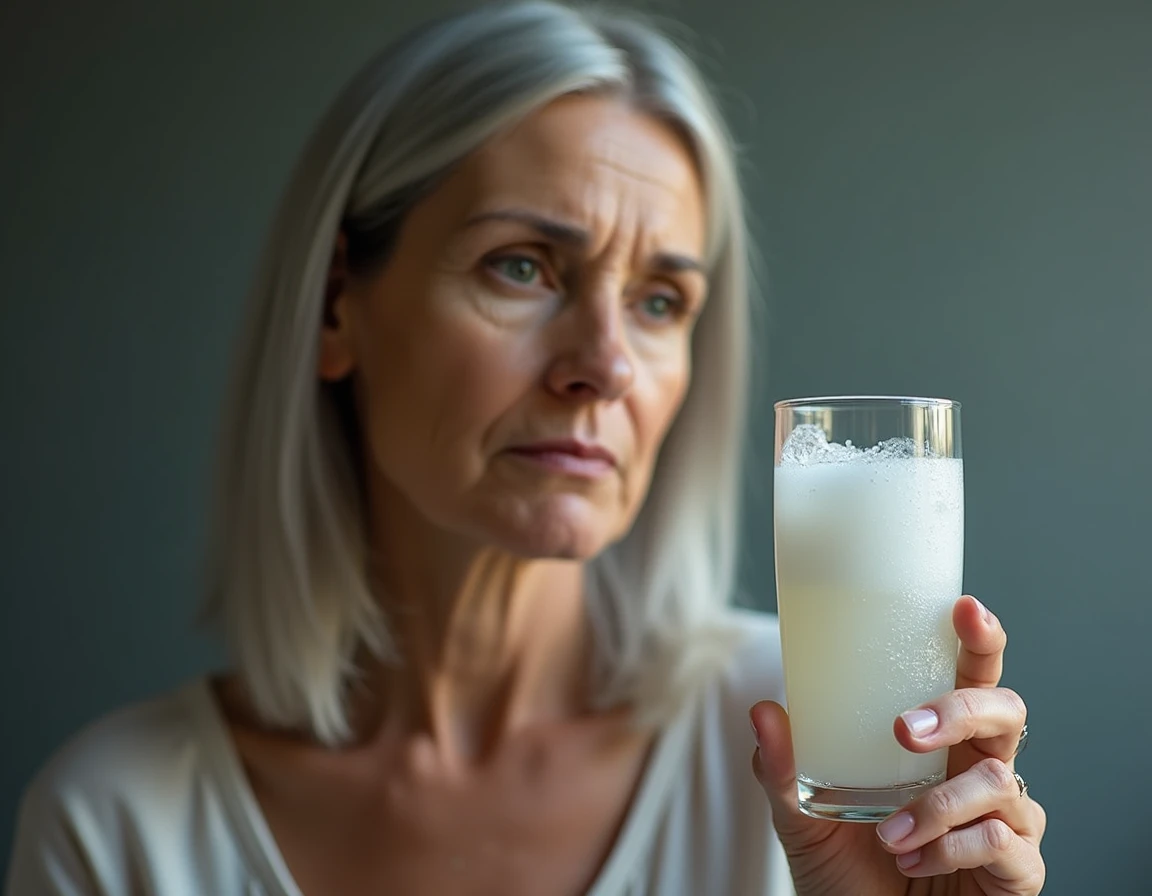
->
<box><xmin>773</xmin><ymin>396</ymin><xmax>963</xmax><ymax>822</ymax></box>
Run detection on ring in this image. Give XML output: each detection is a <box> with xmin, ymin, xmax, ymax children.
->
<box><xmin>1013</xmin><ymin>771</ymin><xmax>1028</xmax><ymax>799</ymax></box>
<box><xmin>1013</xmin><ymin>723</ymin><xmax>1029</xmax><ymax>758</ymax></box>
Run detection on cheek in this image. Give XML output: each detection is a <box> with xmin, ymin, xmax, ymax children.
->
<box><xmin>355</xmin><ymin>303</ymin><xmax>540</xmax><ymax>483</ymax></box>
<box><xmin>637</xmin><ymin>350</ymin><xmax>691</xmax><ymax>445</ymax></box>
<box><xmin>445</xmin><ymin>329</ymin><xmax>540</xmax><ymax>423</ymax></box>
<box><xmin>624</xmin><ymin>354</ymin><xmax>691</xmax><ymax>489</ymax></box>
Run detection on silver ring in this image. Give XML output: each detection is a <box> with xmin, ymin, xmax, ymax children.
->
<box><xmin>1013</xmin><ymin>723</ymin><xmax>1029</xmax><ymax>758</ymax></box>
<box><xmin>1013</xmin><ymin>771</ymin><xmax>1028</xmax><ymax>799</ymax></box>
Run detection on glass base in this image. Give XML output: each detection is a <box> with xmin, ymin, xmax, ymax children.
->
<box><xmin>797</xmin><ymin>772</ymin><xmax>944</xmax><ymax>823</ymax></box>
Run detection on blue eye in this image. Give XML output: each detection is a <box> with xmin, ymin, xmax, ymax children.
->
<box><xmin>492</xmin><ymin>256</ymin><xmax>541</xmax><ymax>284</ymax></box>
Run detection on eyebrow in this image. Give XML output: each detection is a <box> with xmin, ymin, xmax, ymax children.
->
<box><xmin>463</xmin><ymin>208</ymin><xmax>707</xmax><ymax>276</ymax></box>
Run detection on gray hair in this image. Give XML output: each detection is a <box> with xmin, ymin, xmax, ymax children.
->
<box><xmin>204</xmin><ymin>0</ymin><xmax>753</xmax><ymax>743</ymax></box>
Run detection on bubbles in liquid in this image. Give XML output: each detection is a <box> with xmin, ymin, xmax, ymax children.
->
<box><xmin>780</xmin><ymin>423</ymin><xmax>931</xmax><ymax>467</ymax></box>
<box><xmin>775</xmin><ymin>445</ymin><xmax>963</xmax><ymax>785</ymax></box>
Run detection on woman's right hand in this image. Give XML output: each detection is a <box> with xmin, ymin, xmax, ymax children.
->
<box><xmin>751</xmin><ymin>596</ymin><xmax>1046</xmax><ymax>896</ymax></box>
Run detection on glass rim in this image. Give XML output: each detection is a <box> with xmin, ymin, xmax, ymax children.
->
<box><xmin>773</xmin><ymin>395</ymin><xmax>961</xmax><ymax>411</ymax></box>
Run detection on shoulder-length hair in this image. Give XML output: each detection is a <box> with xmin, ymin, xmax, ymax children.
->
<box><xmin>203</xmin><ymin>0</ymin><xmax>754</xmax><ymax>744</ymax></box>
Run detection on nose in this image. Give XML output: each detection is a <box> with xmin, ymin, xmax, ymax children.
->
<box><xmin>544</xmin><ymin>291</ymin><xmax>636</xmax><ymax>403</ymax></box>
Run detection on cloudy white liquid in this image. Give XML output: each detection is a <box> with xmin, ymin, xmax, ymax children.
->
<box><xmin>774</xmin><ymin>429</ymin><xmax>963</xmax><ymax>787</ymax></box>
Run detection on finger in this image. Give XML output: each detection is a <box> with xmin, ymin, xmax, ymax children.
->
<box><xmin>1030</xmin><ymin>794</ymin><xmax>1047</xmax><ymax>843</ymax></box>
<box><xmin>749</xmin><ymin>701</ymin><xmax>826</xmax><ymax>844</ymax></box>
<box><xmin>876</xmin><ymin>758</ymin><xmax>1045</xmax><ymax>856</ymax></box>
<box><xmin>893</xmin><ymin>687</ymin><xmax>1027</xmax><ymax>762</ymax></box>
<box><xmin>954</xmin><ymin>595</ymin><xmax>1006</xmax><ymax>690</ymax></box>
<box><xmin>891</xmin><ymin>818</ymin><xmax>1046</xmax><ymax>893</ymax></box>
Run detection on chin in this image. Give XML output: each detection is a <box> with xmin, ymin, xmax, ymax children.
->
<box><xmin>500</xmin><ymin>522</ymin><xmax>611</xmax><ymax>561</ymax></box>
<box><xmin>489</xmin><ymin>501</ymin><xmax>624</xmax><ymax>561</ymax></box>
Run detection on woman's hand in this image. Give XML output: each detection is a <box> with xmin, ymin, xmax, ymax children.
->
<box><xmin>751</xmin><ymin>596</ymin><xmax>1046</xmax><ymax>895</ymax></box>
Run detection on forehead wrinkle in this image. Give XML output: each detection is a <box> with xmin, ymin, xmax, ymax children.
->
<box><xmin>469</xmin><ymin>99</ymin><xmax>705</xmax><ymax>271</ymax></box>
<box><xmin>572</xmin><ymin>173</ymin><xmax>701</xmax><ymax>277</ymax></box>
<box><xmin>594</xmin><ymin>152</ymin><xmax>696</xmax><ymax>194</ymax></box>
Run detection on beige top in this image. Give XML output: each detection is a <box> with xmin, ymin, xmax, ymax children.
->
<box><xmin>5</xmin><ymin>609</ymin><xmax>795</xmax><ymax>896</ymax></box>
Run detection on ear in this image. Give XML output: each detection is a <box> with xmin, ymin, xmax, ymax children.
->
<box><xmin>318</xmin><ymin>231</ymin><xmax>357</xmax><ymax>382</ymax></box>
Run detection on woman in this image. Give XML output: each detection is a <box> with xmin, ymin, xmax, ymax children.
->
<box><xmin>5</xmin><ymin>2</ymin><xmax>1045</xmax><ymax>894</ymax></box>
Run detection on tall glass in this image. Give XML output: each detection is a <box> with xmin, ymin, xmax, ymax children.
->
<box><xmin>773</xmin><ymin>396</ymin><xmax>963</xmax><ymax>822</ymax></box>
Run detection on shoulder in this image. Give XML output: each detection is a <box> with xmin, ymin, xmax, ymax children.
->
<box><xmin>716</xmin><ymin>605</ymin><xmax>784</xmax><ymax>708</ymax></box>
<box><xmin>689</xmin><ymin>605</ymin><xmax>783</xmax><ymax>744</ymax></box>
<box><xmin>6</xmin><ymin>680</ymin><xmax>232</xmax><ymax>893</ymax></box>
<box><xmin>655</xmin><ymin>608</ymin><xmax>793</xmax><ymax>894</ymax></box>
<box><xmin>22</xmin><ymin>680</ymin><xmax>207</xmax><ymax>813</ymax></box>
<box><xmin>676</xmin><ymin>605</ymin><xmax>784</xmax><ymax>775</ymax></box>
<box><xmin>669</xmin><ymin>605</ymin><xmax>783</xmax><ymax>737</ymax></box>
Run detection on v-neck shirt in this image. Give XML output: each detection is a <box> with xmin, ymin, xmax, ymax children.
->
<box><xmin>5</xmin><ymin>609</ymin><xmax>794</xmax><ymax>896</ymax></box>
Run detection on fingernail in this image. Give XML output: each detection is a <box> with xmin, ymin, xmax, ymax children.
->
<box><xmin>877</xmin><ymin>812</ymin><xmax>915</xmax><ymax>845</ymax></box>
<box><xmin>972</xmin><ymin>595</ymin><xmax>992</xmax><ymax>624</ymax></box>
<box><xmin>750</xmin><ymin>717</ymin><xmax>760</xmax><ymax>749</ymax></box>
<box><xmin>901</xmin><ymin>708</ymin><xmax>939</xmax><ymax>738</ymax></box>
<box><xmin>896</xmin><ymin>848</ymin><xmax>922</xmax><ymax>870</ymax></box>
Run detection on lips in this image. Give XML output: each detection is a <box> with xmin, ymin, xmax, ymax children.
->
<box><xmin>505</xmin><ymin>439</ymin><xmax>618</xmax><ymax>478</ymax></box>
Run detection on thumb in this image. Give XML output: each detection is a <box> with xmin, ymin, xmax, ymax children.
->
<box><xmin>750</xmin><ymin>700</ymin><xmax>825</xmax><ymax>844</ymax></box>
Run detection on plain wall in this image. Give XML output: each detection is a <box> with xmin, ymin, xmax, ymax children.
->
<box><xmin>2</xmin><ymin>0</ymin><xmax>1149</xmax><ymax>892</ymax></box>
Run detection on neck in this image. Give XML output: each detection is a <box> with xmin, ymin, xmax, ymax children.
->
<box><xmin>351</xmin><ymin>521</ymin><xmax>593</xmax><ymax>764</ymax></box>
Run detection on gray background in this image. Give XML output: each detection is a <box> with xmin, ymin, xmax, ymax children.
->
<box><xmin>2</xmin><ymin>0</ymin><xmax>1149</xmax><ymax>892</ymax></box>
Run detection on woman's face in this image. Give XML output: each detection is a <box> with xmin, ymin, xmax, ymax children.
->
<box><xmin>321</xmin><ymin>94</ymin><xmax>708</xmax><ymax>559</ymax></box>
